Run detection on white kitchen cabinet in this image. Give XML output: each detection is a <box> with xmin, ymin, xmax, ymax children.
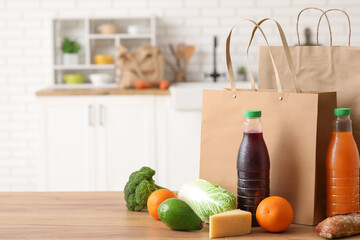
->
<box><xmin>38</xmin><ymin>97</ymin><xmax>96</xmax><ymax>191</ymax></box>
<box><xmin>155</xmin><ymin>96</ymin><xmax>201</xmax><ymax>190</ymax></box>
<box><xmin>39</xmin><ymin>95</ymin><xmax>157</xmax><ymax>191</ymax></box>
<box><xmin>38</xmin><ymin>94</ymin><xmax>201</xmax><ymax>191</ymax></box>
<box><xmin>95</xmin><ymin>96</ymin><xmax>156</xmax><ymax>190</ymax></box>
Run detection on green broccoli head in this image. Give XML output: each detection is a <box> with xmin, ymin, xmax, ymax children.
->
<box><xmin>124</xmin><ymin>166</ymin><xmax>162</xmax><ymax>211</ymax></box>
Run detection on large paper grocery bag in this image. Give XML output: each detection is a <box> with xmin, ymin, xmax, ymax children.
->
<box><xmin>199</xmin><ymin>18</ymin><xmax>336</xmax><ymax>226</ymax></box>
<box><xmin>259</xmin><ymin>8</ymin><xmax>360</xmax><ymax>147</ymax></box>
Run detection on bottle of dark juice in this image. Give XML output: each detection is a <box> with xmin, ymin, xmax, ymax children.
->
<box><xmin>237</xmin><ymin>110</ymin><xmax>270</xmax><ymax>227</ymax></box>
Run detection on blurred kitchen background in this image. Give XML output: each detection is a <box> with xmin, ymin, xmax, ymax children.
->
<box><xmin>0</xmin><ymin>0</ymin><xmax>357</xmax><ymax>191</ymax></box>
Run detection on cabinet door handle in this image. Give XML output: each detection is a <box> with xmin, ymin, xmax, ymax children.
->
<box><xmin>88</xmin><ymin>105</ymin><xmax>94</xmax><ymax>126</ymax></box>
<box><xmin>99</xmin><ymin>105</ymin><xmax>104</xmax><ymax>126</ymax></box>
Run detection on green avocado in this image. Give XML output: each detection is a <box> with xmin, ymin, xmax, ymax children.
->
<box><xmin>158</xmin><ymin>198</ymin><xmax>203</xmax><ymax>231</ymax></box>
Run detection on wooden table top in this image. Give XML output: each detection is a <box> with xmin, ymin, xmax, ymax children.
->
<box><xmin>0</xmin><ymin>191</ymin><xmax>356</xmax><ymax>240</ymax></box>
<box><xmin>36</xmin><ymin>88</ymin><xmax>170</xmax><ymax>96</ymax></box>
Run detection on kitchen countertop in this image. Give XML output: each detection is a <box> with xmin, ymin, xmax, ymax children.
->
<box><xmin>0</xmin><ymin>191</ymin><xmax>349</xmax><ymax>240</ymax></box>
<box><xmin>36</xmin><ymin>88</ymin><xmax>170</xmax><ymax>96</ymax></box>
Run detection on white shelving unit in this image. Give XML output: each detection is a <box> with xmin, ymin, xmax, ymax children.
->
<box><xmin>88</xmin><ymin>33</ymin><xmax>152</xmax><ymax>39</ymax></box>
<box><xmin>51</xmin><ymin>17</ymin><xmax>156</xmax><ymax>87</ymax></box>
<box><xmin>54</xmin><ymin>65</ymin><xmax>115</xmax><ymax>70</ymax></box>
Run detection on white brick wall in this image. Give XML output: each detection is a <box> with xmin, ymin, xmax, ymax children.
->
<box><xmin>0</xmin><ymin>0</ymin><xmax>357</xmax><ymax>191</ymax></box>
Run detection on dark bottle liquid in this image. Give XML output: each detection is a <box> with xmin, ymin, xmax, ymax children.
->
<box><xmin>237</xmin><ymin>111</ymin><xmax>270</xmax><ymax>227</ymax></box>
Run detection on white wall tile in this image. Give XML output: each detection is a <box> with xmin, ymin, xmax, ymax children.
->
<box><xmin>42</xmin><ymin>0</ymin><xmax>76</xmax><ymax>9</ymax></box>
<box><xmin>129</xmin><ymin>9</ymin><xmax>164</xmax><ymax>16</ymax></box>
<box><xmin>0</xmin><ymin>176</ymin><xmax>29</xmax><ymax>185</ymax></box>
<box><xmin>94</xmin><ymin>9</ymin><xmax>129</xmax><ymax>17</ymax></box>
<box><xmin>185</xmin><ymin>0</ymin><xmax>218</xmax><ymax>7</ymax></box>
<box><xmin>165</xmin><ymin>9</ymin><xmax>200</xmax><ymax>17</ymax></box>
<box><xmin>12</xmin><ymin>149</ymin><xmax>35</xmax><ymax>158</ymax></box>
<box><xmin>23</xmin><ymin>10</ymin><xmax>56</xmax><ymax>19</ymax></box>
<box><xmin>184</xmin><ymin>17</ymin><xmax>218</xmax><ymax>26</ymax></box>
<box><xmin>77</xmin><ymin>0</ymin><xmax>112</xmax><ymax>8</ymax></box>
<box><xmin>7</xmin><ymin>0</ymin><xmax>40</xmax><ymax>9</ymax></box>
<box><xmin>0</xmin><ymin>168</ymin><xmax>11</xmax><ymax>175</ymax></box>
<box><xmin>257</xmin><ymin>0</ymin><xmax>291</xmax><ymax>7</ymax></box>
<box><xmin>0</xmin><ymin>159</ymin><xmax>28</xmax><ymax>167</ymax></box>
<box><xmin>149</xmin><ymin>0</ymin><xmax>182</xmax><ymax>8</ymax></box>
<box><xmin>292</xmin><ymin>0</ymin><xmax>327</xmax><ymax>7</ymax></box>
<box><xmin>8</xmin><ymin>20</ymin><xmax>42</xmax><ymax>29</ymax></box>
<box><xmin>12</xmin><ymin>168</ymin><xmax>37</xmax><ymax>175</ymax></box>
<box><xmin>0</xmin><ymin>140</ymin><xmax>27</xmax><ymax>149</ymax></box>
<box><xmin>220</xmin><ymin>0</ymin><xmax>254</xmax><ymax>7</ymax></box>
<box><xmin>0</xmin><ymin>150</ymin><xmax>10</xmax><ymax>158</ymax></box>
<box><xmin>113</xmin><ymin>0</ymin><xmax>148</xmax><ymax>8</ymax></box>
<box><xmin>0</xmin><ymin>11</ymin><xmax>23</xmax><ymax>19</ymax></box>
<box><xmin>0</xmin><ymin>29</ymin><xmax>22</xmax><ymax>37</ymax></box>
<box><xmin>6</xmin><ymin>39</ymin><xmax>42</xmax><ymax>48</ymax></box>
<box><xmin>201</xmin><ymin>8</ymin><xmax>236</xmax><ymax>17</ymax></box>
<box><xmin>0</xmin><ymin>113</ymin><xmax>9</xmax><ymax>121</ymax></box>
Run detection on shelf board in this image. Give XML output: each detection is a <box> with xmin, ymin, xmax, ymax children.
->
<box><xmin>54</xmin><ymin>64</ymin><xmax>115</xmax><ymax>70</ymax></box>
<box><xmin>49</xmin><ymin>83</ymin><xmax>118</xmax><ymax>89</ymax></box>
<box><xmin>89</xmin><ymin>33</ymin><xmax>151</xmax><ymax>39</ymax></box>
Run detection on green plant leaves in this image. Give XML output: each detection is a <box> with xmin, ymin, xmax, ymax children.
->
<box><xmin>61</xmin><ymin>38</ymin><xmax>81</xmax><ymax>53</ymax></box>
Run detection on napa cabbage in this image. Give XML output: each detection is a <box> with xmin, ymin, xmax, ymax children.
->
<box><xmin>178</xmin><ymin>179</ymin><xmax>236</xmax><ymax>222</ymax></box>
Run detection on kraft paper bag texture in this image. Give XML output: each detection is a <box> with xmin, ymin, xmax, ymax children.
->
<box><xmin>259</xmin><ymin>8</ymin><xmax>360</xmax><ymax>147</ymax></box>
<box><xmin>199</xmin><ymin>18</ymin><xmax>336</xmax><ymax>226</ymax></box>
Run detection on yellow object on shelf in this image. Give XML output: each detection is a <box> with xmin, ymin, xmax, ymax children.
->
<box><xmin>63</xmin><ymin>74</ymin><xmax>85</xmax><ymax>84</ymax></box>
<box><xmin>209</xmin><ymin>209</ymin><xmax>252</xmax><ymax>239</ymax></box>
<box><xmin>94</xmin><ymin>54</ymin><xmax>114</xmax><ymax>65</ymax></box>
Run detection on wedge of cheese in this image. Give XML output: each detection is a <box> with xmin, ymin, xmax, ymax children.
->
<box><xmin>209</xmin><ymin>209</ymin><xmax>252</xmax><ymax>238</ymax></box>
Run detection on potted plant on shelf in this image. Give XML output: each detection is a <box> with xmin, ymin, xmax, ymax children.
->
<box><xmin>61</xmin><ymin>38</ymin><xmax>81</xmax><ymax>65</ymax></box>
<box><xmin>237</xmin><ymin>65</ymin><xmax>247</xmax><ymax>82</ymax></box>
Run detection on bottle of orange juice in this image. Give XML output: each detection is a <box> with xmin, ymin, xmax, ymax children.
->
<box><xmin>326</xmin><ymin>108</ymin><xmax>359</xmax><ymax>217</ymax></box>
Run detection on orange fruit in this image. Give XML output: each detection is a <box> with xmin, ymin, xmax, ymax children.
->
<box><xmin>256</xmin><ymin>196</ymin><xmax>293</xmax><ymax>232</ymax></box>
<box><xmin>147</xmin><ymin>189</ymin><xmax>177</xmax><ymax>220</ymax></box>
<box><xmin>159</xmin><ymin>80</ymin><xmax>170</xmax><ymax>90</ymax></box>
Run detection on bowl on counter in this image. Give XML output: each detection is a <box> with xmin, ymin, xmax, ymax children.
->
<box><xmin>89</xmin><ymin>73</ymin><xmax>113</xmax><ymax>86</ymax></box>
<box><xmin>94</xmin><ymin>54</ymin><xmax>114</xmax><ymax>65</ymax></box>
<box><xmin>64</xmin><ymin>74</ymin><xmax>85</xmax><ymax>84</ymax></box>
<box><xmin>97</xmin><ymin>24</ymin><xmax>120</xmax><ymax>34</ymax></box>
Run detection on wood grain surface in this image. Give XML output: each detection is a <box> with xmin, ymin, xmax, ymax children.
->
<box><xmin>0</xmin><ymin>191</ymin><xmax>357</xmax><ymax>240</ymax></box>
<box><xmin>36</xmin><ymin>88</ymin><xmax>170</xmax><ymax>96</ymax></box>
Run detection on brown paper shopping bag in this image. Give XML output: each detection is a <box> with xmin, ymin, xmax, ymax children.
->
<box><xmin>116</xmin><ymin>45</ymin><xmax>164</xmax><ymax>89</ymax></box>
<box><xmin>259</xmin><ymin>8</ymin><xmax>360</xmax><ymax>148</ymax></box>
<box><xmin>199</xmin><ymin>18</ymin><xmax>336</xmax><ymax>225</ymax></box>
